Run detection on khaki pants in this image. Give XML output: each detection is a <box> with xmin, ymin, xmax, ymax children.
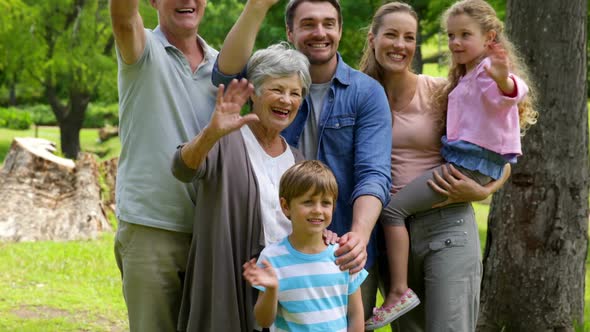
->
<box><xmin>114</xmin><ymin>220</ymin><xmax>191</xmax><ymax>332</ymax></box>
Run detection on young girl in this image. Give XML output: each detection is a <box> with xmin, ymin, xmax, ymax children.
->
<box><xmin>365</xmin><ymin>0</ymin><xmax>538</xmax><ymax>329</ymax></box>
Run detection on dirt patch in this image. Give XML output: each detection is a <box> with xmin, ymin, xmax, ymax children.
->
<box><xmin>12</xmin><ymin>305</ymin><xmax>69</xmax><ymax>319</ymax></box>
<box><xmin>11</xmin><ymin>305</ymin><xmax>127</xmax><ymax>331</ymax></box>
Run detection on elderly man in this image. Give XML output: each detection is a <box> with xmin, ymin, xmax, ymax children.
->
<box><xmin>109</xmin><ymin>0</ymin><xmax>217</xmax><ymax>331</ymax></box>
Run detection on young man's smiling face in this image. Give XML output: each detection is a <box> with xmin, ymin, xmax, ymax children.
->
<box><xmin>287</xmin><ymin>1</ymin><xmax>342</xmax><ymax>66</ymax></box>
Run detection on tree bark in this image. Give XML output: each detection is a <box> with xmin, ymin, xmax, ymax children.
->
<box><xmin>99</xmin><ymin>156</ymin><xmax>118</xmax><ymax>213</ymax></box>
<box><xmin>0</xmin><ymin>137</ymin><xmax>111</xmax><ymax>242</ymax></box>
<box><xmin>478</xmin><ymin>1</ymin><xmax>588</xmax><ymax>331</ymax></box>
<box><xmin>45</xmin><ymin>79</ymin><xmax>90</xmax><ymax>160</ymax></box>
<box><xmin>58</xmin><ymin>112</ymin><xmax>84</xmax><ymax>160</ymax></box>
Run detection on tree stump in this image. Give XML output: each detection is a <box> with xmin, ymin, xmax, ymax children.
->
<box><xmin>98</xmin><ymin>125</ymin><xmax>118</xmax><ymax>142</ymax></box>
<box><xmin>0</xmin><ymin>137</ymin><xmax>112</xmax><ymax>242</ymax></box>
<box><xmin>99</xmin><ymin>157</ymin><xmax>118</xmax><ymax>213</ymax></box>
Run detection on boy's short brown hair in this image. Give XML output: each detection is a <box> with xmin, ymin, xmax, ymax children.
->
<box><xmin>279</xmin><ymin>160</ymin><xmax>338</xmax><ymax>207</ymax></box>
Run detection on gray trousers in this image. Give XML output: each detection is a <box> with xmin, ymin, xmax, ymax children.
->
<box><xmin>114</xmin><ymin>220</ymin><xmax>191</xmax><ymax>332</ymax></box>
<box><xmin>390</xmin><ymin>203</ymin><xmax>482</xmax><ymax>332</ymax></box>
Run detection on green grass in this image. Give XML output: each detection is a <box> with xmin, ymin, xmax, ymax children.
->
<box><xmin>0</xmin><ymin>126</ymin><xmax>120</xmax><ymax>163</ymax></box>
<box><xmin>0</xmin><ymin>233</ymin><xmax>128</xmax><ymax>331</ymax></box>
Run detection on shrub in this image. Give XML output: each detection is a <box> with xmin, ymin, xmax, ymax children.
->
<box><xmin>26</xmin><ymin>104</ymin><xmax>56</xmax><ymax>126</ymax></box>
<box><xmin>1</xmin><ymin>103</ymin><xmax>120</xmax><ymax>129</ymax></box>
<box><xmin>0</xmin><ymin>107</ymin><xmax>32</xmax><ymax>130</ymax></box>
<box><xmin>84</xmin><ymin>103</ymin><xmax>119</xmax><ymax>128</ymax></box>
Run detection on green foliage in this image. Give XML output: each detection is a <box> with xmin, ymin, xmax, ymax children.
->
<box><xmin>83</xmin><ymin>103</ymin><xmax>119</xmax><ymax>128</ymax></box>
<box><xmin>200</xmin><ymin>0</ymin><xmax>246</xmax><ymax>49</ymax></box>
<box><xmin>0</xmin><ymin>234</ymin><xmax>128</xmax><ymax>331</ymax></box>
<box><xmin>0</xmin><ymin>0</ymin><xmax>39</xmax><ymax>104</ymax></box>
<box><xmin>338</xmin><ymin>2</ymin><xmax>379</xmax><ymax>65</ymax></box>
<box><xmin>0</xmin><ymin>107</ymin><xmax>32</xmax><ymax>130</ymax></box>
<box><xmin>0</xmin><ymin>103</ymin><xmax>119</xmax><ymax>128</ymax></box>
<box><xmin>27</xmin><ymin>104</ymin><xmax>56</xmax><ymax>126</ymax></box>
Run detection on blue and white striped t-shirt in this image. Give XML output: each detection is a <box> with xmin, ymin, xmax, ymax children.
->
<box><xmin>254</xmin><ymin>238</ymin><xmax>369</xmax><ymax>332</ymax></box>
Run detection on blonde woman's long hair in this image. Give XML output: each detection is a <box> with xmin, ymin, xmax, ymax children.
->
<box><xmin>359</xmin><ymin>2</ymin><xmax>418</xmax><ymax>87</ymax></box>
<box><xmin>434</xmin><ymin>0</ymin><xmax>538</xmax><ymax>135</ymax></box>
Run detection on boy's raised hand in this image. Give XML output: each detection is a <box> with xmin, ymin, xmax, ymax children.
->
<box><xmin>484</xmin><ymin>43</ymin><xmax>515</xmax><ymax>95</ymax></box>
<box><xmin>243</xmin><ymin>259</ymin><xmax>278</xmax><ymax>290</ymax></box>
<box><xmin>207</xmin><ymin>79</ymin><xmax>258</xmax><ymax>139</ymax></box>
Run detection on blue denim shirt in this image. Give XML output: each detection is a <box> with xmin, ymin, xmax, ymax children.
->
<box><xmin>212</xmin><ymin>54</ymin><xmax>392</xmax><ymax>268</ymax></box>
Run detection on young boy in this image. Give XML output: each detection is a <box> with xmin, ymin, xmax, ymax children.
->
<box><xmin>242</xmin><ymin>160</ymin><xmax>367</xmax><ymax>331</ymax></box>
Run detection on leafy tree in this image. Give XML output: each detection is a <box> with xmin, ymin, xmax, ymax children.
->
<box><xmin>0</xmin><ymin>0</ymin><xmax>38</xmax><ymax>105</ymax></box>
<box><xmin>23</xmin><ymin>0</ymin><xmax>116</xmax><ymax>159</ymax></box>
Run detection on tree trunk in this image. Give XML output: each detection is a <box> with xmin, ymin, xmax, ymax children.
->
<box><xmin>45</xmin><ymin>84</ymin><xmax>90</xmax><ymax>160</ymax></box>
<box><xmin>9</xmin><ymin>80</ymin><xmax>17</xmax><ymax>106</ymax></box>
<box><xmin>413</xmin><ymin>35</ymin><xmax>424</xmax><ymax>74</ymax></box>
<box><xmin>412</xmin><ymin>4</ymin><xmax>426</xmax><ymax>74</ymax></box>
<box><xmin>59</xmin><ymin>119</ymin><xmax>83</xmax><ymax>160</ymax></box>
<box><xmin>60</xmin><ymin>91</ymin><xmax>90</xmax><ymax>159</ymax></box>
<box><xmin>478</xmin><ymin>1</ymin><xmax>588</xmax><ymax>331</ymax></box>
<box><xmin>0</xmin><ymin>137</ymin><xmax>111</xmax><ymax>242</ymax></box>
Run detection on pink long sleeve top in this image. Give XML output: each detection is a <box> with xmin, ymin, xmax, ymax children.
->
<box><xmin>446</xmin><ymin>57</ymin><xmax>528</xmax><ymax>156</ymax></box>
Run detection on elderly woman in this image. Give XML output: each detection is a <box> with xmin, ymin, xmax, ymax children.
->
<box><xmin>171</xmin><ymin>43</ymin><xmax>311</xmax><ymax>332</ymax></box>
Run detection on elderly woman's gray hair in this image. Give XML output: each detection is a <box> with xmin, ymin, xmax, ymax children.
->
<box><xmin>246</xmin><ymin>42</ymin><xmax>311</xmax><ymax>98</ymax></box>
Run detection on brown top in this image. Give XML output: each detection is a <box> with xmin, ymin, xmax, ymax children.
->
<box><xmin>172</xmin><ymin>130</ymin><xmax>303</xmax><ymax>331</ymax></box>
<box><xmin>390</xmin><ymin>75</ymin><xmax>446</xmax><ymax>194</ymax></box>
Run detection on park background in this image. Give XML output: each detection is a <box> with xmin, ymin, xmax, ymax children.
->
<box><xmin>0</xmin><ymin>0</ymin><xmax>588</xmax><ymax>331</ymax></box>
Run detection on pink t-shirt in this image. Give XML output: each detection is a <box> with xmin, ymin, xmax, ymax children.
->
<box><xmin>446</xmin><ymin>57</ymin><xmax>528</xmax><ymax>155</ymax></box>
<box><xmin>390</xmin><ymin>75</ymin><xmax>446</xmax><ymax>194</ymax></box>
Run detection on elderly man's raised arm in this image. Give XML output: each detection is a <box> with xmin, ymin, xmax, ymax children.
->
<box><xmin>109</xmin><ymin>0</ymin><xmax>146</xmax><ymax>65</ymax></box>
<box><xmin>217</xmin><ymin>0</ymin><xmax>279</xmax><ymax>75</ymax></box>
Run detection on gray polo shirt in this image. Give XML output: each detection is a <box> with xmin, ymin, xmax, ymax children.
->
<box><xmin>115</xmin><ymin>27</ymin><xmax>218</xmax><ymax>233</ymax></box>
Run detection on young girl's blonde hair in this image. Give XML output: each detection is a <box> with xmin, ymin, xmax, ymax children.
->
<box><xmin>434</xmin><ymin>0</ymin><xmax>538</xmax><ymax>134</ymax></box>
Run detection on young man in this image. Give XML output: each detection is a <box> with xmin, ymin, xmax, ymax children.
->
<box><xmin>213</xmin><ymin>0</ymin><xmax>392</xmax><ymax>319</ymax></box>
<box><xmin>109</xmin><ymin>1</ymin><xmax>217</xmax><ymax>331</ymax></box>
<box><xmin>243</xmin><ymin>160</ymin><xmax>367</xmax><ymax>331</ymax></box>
